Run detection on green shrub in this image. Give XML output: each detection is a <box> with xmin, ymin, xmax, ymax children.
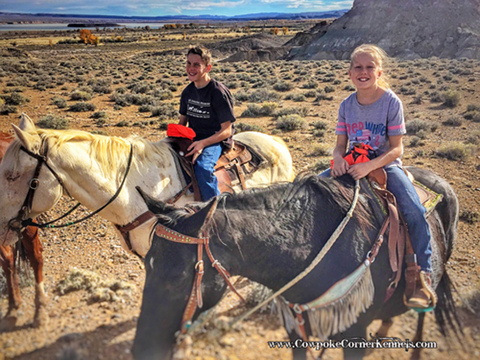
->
<box><xmin>0</xmin><ymin>104</ymin><xmax>17</xmax><ymax>115</ymax></box>
<box><xmin>311</xmin><ymin>144</ymin><xmax>330</xmax><ymax>156</ymax></box>
<box><xmin>466</xmin><ymin>104</ymin><xmax>480</xmax><ymax>112</ymax></box>
<box><xmin>312</xmin><ymin>121</ymin><xmax>328</xmax><ymax>130</ymax></box>
<box><xmin>151</xmin><ymin>103</ymin><xmax>177</xmax><ymax>120</ymax></box>
<box><xmin>248</xmin><ymin>89</ymin><xmax>281</xmax><ymax>103</ymax></box>
<box><xmin>324</xmin><ymin>85</ymin><xmax>335</xmax><ymax>93</ymax></box>
<box><xmin>409</xmin><ymin>136</ymin><xmax>423</xmax><ymax>147</ymax></box>
<box><xmin>69</xmin><ymin>102</ymin><xmax>96</xmax><ymax>112</ymax></box>
<box><xmin>1</xmin><ymin>92</ymin><xmax>29</xmax><ymax>105</ymax></box>
<box><xmin>435</xmin><ymin>142</ymin><xmax>473</xmax><ymax>161</ymax></box>
<box><xmin>442</xmin><ymin>116</ymin><xmax>462</xmax><ymax>127</ymax></box>
<box><xmin>241</xmin><ymin>102</ymin><xmax>278</xmax><ymax>117</ymax></box>
<box><xmin>275</xmin><ymin>106</ymin><xmax>309</xmax><ymax>118</ymax></box>
<box><xmin>51</xmin><ymin>97</ymin><xmax>67</xmax><ymax>109</ymax></box>
<box><xmin>273</xmin><ymin>81</ymin><xmax>294</xmax><ymax>92</ymax></box>
<box><xmin>311</xmin><ymin>158</ymin><xmax>331</xmax><ymax>172</ymax></box>
<box><xmin>37</xmin><ymin>114</ymin><xmax>70</xmax><ymax>129</ymax></box>
<box><xmin>276</xmin><ymin>114</ymin><xmax>308</xmax><ymax>131</ymax></box>
<box><xmin>406</xmin><ymin>119</ymin><xmax>434</xmax><ymax>134</ymax></box>
<box><xmin>153</xmin><ymin>89</ymin><xmax>173</xmax><ymax>100</ymax></box>
<box><xmin>235</xmin><ymin>122</ymin><xmax>265</xmax><ymax>133</ymax></box>
<box><xmin>71</xmin><ymin>91</ymin><xmax>92</xmax><ymax>101</ymax></box>
<box><xmin>116</xmin><ymin>121</ymin><xmax>129</xmax><ymax>127</ymax></box>
<box><xmin>460</xmin><ymin>210</ymin><xmax>480</xmax><ymax>224</ymax></box>
<box><xmin>442</xmin><ymin>90</ymin><xmax>460</xmax><ymax>108</ymax></box>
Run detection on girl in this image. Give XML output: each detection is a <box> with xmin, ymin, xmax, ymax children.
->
<box><xmin>327</xmin><ymin>44</ymin><xmax>435</xmax><ymax>310</ymax></box>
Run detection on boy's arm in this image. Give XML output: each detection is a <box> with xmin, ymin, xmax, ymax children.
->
<box><xmin>186</xmin><ymin>121</ymin><xmax>232</xmax><ymax>163</ymax></box>
<box><xmin>347</xmin><ymin>135</ymin><xmax>403</xmax><ymax>180</ymax></box>
<box><xmin>179</xmin><ymin>114</ymin><xmax>188</xmax><ymax>126</ymax></box>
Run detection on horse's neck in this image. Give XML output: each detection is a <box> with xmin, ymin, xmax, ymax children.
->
<box><xmin>54</xmin><ymin>141</ymin><xmax>187</xmax><ymax>225</ymax></box>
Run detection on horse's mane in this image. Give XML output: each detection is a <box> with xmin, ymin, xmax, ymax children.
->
<box><xmin>209</xmin><ymin>173</ymin><xmax>373</xmax><ymax>250</ymax></box>
<box><xmin>8</xmin><ymin>128</ymin><xmax>172</xmax><ymax>180</ymax></box>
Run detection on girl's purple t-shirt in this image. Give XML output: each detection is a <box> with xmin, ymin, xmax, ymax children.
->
<box><xmin>335</xmin><ymin>89</ymin><xmax>406</xmax><ymax>168</ymax></box>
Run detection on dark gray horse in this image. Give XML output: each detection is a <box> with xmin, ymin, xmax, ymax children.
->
<box><xmin>133</xmin><ymin>167</ymin><xmax>461</xmax><ymax>360</ymax></box>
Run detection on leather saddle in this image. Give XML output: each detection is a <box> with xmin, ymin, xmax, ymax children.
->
<box><xmin>165</xmin><ymin>137</ymin><xmax>266</xmax><ymax>202</ymax></box>
<box><xmin>366</xmin><ymin>168</ymin><xmax>442</xmax><ymax>302</ymax></box>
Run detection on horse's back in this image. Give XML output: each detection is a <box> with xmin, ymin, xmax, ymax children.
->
<box><xmin>233</xmin><ymin>131</ymin><xmax>294</xmax><ymax>182</ymax></box>
<box><xmin>405</xmin><ymin>166</ymin><xmax>459</xmax><ymax>258</ymax></box>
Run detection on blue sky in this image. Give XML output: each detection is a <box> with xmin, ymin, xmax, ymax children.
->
<box><xmin>1</xmin><ymin>0</ymin><xmax>354</xmax><ymax>17</ymax></box>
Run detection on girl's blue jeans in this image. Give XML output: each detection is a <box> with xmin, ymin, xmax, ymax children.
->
<box><xmin>194</xmin><ymin>143</ymin><xmax>222</xmax><ymax>201</ymax></box>
<box><xmin>319</xmin><ymin>166</ymin><xmax>432</xmax><ymax>272</ymax></box>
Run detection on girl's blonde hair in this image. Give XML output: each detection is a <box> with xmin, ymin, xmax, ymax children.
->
<box><xmin>350</xmin><ymin>44</ymin><xmax>390</xmax><ymax>89</ymax></box>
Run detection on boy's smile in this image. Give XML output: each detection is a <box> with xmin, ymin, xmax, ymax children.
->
<box><xmin>186</xmin><ymin>54</ymin><xmax>211</xmax><ymax>88</ymax></box>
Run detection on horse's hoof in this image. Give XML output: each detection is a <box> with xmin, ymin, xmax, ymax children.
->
<box><xmin>0</xmin><ymin>315</ymin><xmax>18</xmax><ymax>332</ymax></box>
<box><xmin>33</xmin><ymin>309</ymin><xmax>49</xmax><ymax>328</ymax></box>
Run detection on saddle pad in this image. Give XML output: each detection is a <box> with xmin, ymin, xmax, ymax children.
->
<box><xmin>413</xmin><ymin>181</ymin><xmax>443</xmax><ymax>217</ymax></box>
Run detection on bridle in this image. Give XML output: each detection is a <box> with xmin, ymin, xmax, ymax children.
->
<box><xmin>154</xmin><ymin>223</ymin><xmax>245</xmax><ymax>334</ymax></box>
<box><xmin>7</xmin><ymin>139</ymin><xmax>134</xmax><ymax>237</ymax></box>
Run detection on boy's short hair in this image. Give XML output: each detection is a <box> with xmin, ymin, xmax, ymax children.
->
<box><xmin>187</xmin><ymin>45</ymin><xmax>211</xmax><ymax>66</ymax></box>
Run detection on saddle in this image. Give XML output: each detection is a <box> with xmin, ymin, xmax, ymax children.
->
<box><xmin>366</xmin><ymin>168</ymin><xmax>442</xmax><ymax>306</ymax></box>
<box><xmin>165</xmin><ymin>137</ymin><xmax>266</xmax><ymax>202</ymax></box>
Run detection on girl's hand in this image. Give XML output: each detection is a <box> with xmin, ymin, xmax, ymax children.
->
<box><xmin>331</xmin><ymin>157</ymin><xmax>349</xmax><ymax>177</ymax></box>
<box><xmin>347</xmin><ymin>162</ymin><xmax>373</xmax><ymax>180</ymax></box>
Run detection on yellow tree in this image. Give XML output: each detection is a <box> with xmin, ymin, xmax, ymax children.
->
<box><xmin>282</xmin><ymin>27</ymin><xmax>289</xmax><ymax>35</ymax></box>
<box><xmin>271</xmin><ymin>27</ymin><xmax>279</xmax><ymax>35</ymax></box>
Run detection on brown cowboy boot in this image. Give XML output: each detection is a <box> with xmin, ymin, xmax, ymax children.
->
<box><xmin>404</xmin><ymin>269</ymin><xmax>437</xmax><ymax>310</ymax></box>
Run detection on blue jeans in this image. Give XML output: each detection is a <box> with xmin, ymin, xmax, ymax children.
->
<box><xmin>194</xmin><ymin>143</ymin><xmax>222</xmax><ymax>201</ymax></box>
<box><xmin>319</xmin><ymin>167</ymin><xmax>432</xmax><ymax>272</ymax></box>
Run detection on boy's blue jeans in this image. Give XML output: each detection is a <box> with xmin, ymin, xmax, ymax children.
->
<box><xmin>319</xmin><ymin>166</ymin><xmax>432</xmax><ymax>272</ymax></box>
<box><xmin>194</xmin><ymin>143</ymin><xmax>222</xmax><ymax>201</ymax></box>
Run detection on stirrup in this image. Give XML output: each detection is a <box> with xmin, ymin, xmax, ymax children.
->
<box><xmin>404</xmin><ymin>271</ymin><xmax>437</xmax><ymax>312</ymax></box>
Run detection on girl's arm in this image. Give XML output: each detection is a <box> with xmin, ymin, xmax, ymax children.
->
<box><xmin>347</xmin><ymin>135</ymin><xmax>403</xmax><ymax>180</ymax></box>
<box><xmin>331</xmin><ymin>134</ymin><xmax>350</xmax><ymax>177</ymax></box>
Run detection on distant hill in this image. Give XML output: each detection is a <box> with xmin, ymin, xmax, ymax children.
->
<box><xmin>289</xmin><ymin>0</ymin><xmax>480</xmax><ymax>60</ymax></box>
<box><xmin>0</xmin><ymin>10</ymin><xmax>348</xmax><ymax>23</ymax></box>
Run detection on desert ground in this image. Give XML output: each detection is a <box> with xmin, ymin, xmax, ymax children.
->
<box><xmin>0</xmin><ymin>25</ymin><xmax>479</xmax><ymax>360</ymax></box>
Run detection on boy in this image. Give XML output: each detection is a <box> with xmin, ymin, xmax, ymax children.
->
<box><xmin>179</xmin><ymin>45</ymin><xmax>235</xmax><ymax>201</ymax></box>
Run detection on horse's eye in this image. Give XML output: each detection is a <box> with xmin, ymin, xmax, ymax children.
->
<box><xmin>5</xmin><ymin>171</ymin><xmax>20</xmax><ymax>182</ymax></box>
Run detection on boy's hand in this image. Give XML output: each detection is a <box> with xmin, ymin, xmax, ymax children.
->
<box><xmin>347</xmin><ymin>162</ymin><xmax>373</xmax><ymax>180</ymax></box>
<box><xmin>331</xmin><ymin>157</ymin><xmax>349</xmax><ymax>177</ymax></box>
<box><xmin>187</xmin><ymin>141</ymin><xmax>205</xmax><ymax>164</ymax></box>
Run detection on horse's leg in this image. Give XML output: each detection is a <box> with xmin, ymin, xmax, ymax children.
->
<box><xmin>0</xmin><ymin>245</ymin><xmax>21</xmax><ymax>331</ymax></box>
<box><xmin>376</xmin><ymin>317</ymin><xmax>394</xmax><ymax>337</ymax></box>
<box><xmin>21</xmin><ymin>225</ymin><xmax>48</xmax><ymax>328</ymax></box>
<box><xmin>286</xmin><ymin>328</ymin><xmax>308</xmax><ymax>360</ymax></box>
<box><xmin>341</xmin><ymin>324</ymin><xmax>368</xmax><ymax>360</ymax></box>
<box><xmin>410</xmin><ymin>312</ymin><xmax>425</xmax><ymax>360</ymax></box>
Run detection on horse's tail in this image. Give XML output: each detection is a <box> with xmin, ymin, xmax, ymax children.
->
<box><xmin>434</xmin><ymin>270</ymin><xmax>463</xmax><ymax>340</ymax></box>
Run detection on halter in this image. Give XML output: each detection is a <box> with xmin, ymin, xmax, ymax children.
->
<box><xmin>8</xmin><ymin>140</ymin><xmax>133</xmax><ymax>235</ymax></box>
<box><xmin>154</xmin><ymin>223</ymin><xmax>245</xmax><ymax>334</ymax></box>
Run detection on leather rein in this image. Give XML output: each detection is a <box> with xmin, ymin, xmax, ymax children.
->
<box><xmin>8</xmin><ymin>141</ymin><xmax>134</xmax><ymax>236</ymax></box>
<box><xmin>154</xmin><ymin>223</ymin><xmax>245</xmax><ymax>334</ymax></box>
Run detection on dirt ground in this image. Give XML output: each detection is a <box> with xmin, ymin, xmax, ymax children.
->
<box><xmin>0</xmin><ymin>36</ymin><xmax>479</xmax><ymax>360</ymax></box>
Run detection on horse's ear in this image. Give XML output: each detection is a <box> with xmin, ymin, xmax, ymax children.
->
<box><xmin>136</xmin><ymin>186</ymin><xmax>176</xmax><ymax>215</ymax></box>
<box><xmin>12</xmin><ymin>124</ymin><xmax>40</xmax><ymax>152</ymax></box>
<box><xmin>187</xmin><ymin>197</ymin><xmax>218</xmax><ymax>233</ymax></box>
<box><xmin>19</xmin><ymin>113</ymin><xmax>36</xmax><ymax>132</ymax></box>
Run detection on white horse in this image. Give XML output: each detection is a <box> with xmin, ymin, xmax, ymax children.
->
<box><xmin>0</xmin><ymin>113</ymin><xmax>293</xmax><ymax>330</ymax></box>
<box><xmin>0</xmin><ymin>113</ymin><xmax>294</xmax><ymax>256</ymax></box>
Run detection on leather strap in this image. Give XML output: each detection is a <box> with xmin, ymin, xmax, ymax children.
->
<box><xmin>116</xmin><ymin>211</ymin><xmax>156</xmax><ymax>235</ymax></box>
<box><xmin>154</xmin><ymin>224</ymin><xmax>245</xmax><ymax>334</ymax></box>
<box><xmin>235</xmin><ymin>162</ymin><xmax>247</xmax><ymax>190</ymax></box>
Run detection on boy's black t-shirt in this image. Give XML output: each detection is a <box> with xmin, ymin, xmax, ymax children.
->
<box><xmin>179</xmin><ymin>79</ymin><xmax>236</xmax><ymax>142</ymax></box>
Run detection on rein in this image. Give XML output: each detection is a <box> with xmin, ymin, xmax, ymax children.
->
<box><xmin>229</xmin><ymin>179</ymin><xmax>362</xmax><ymax>329</ymax></box>
<box><xmin>9</xmin><ymin>142</ymin><xmax>134</xmax><ymax>232</ymax></box>
<box><xmin>154</xmin><ymin>223</ymin><xmax>246</xmax><ymax>334</ymax></box>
